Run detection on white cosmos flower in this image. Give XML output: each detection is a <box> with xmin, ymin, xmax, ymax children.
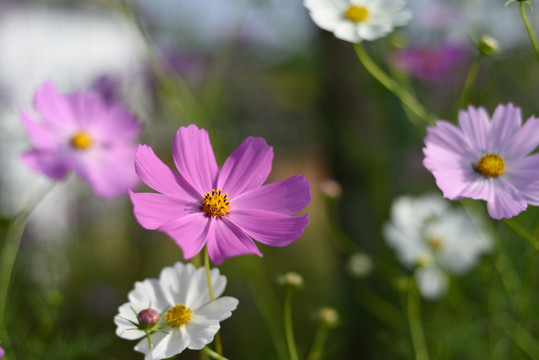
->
<box><xmin>383</xmin><ymin>193</ymin><xmax>492</xmax><ymax>299</ymax></box>
<box><xmin>304</xmin><ymin>0</ymin><xmax>412</xmax><ymax>43</ymax></box>
<box><xmin>115</xmin><ymin>262</ymin><xmax>239</xmax><ymax>360</ymax></box>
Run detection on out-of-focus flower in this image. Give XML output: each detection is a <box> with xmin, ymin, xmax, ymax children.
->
<box><xmin>115</xmin><ymin>262</ymin><xmax>238</xmax><ymax>360</ymax></box>
<box><xmin>91</xmin><ymin>74</ymin><xmax>122</xmax><ymax>105</ymax></box>
<box><xmin>278</xmin><ymin>272</ymin><xmax>305</xmax><ymax>290</ymax></box>
<box><xmin>21</xmin><ymin>82</ymin><xmax>141</xmax><ymax>199</ymax></box>
<box><xmin>388</xmin><ymin>44</ymin><xmax>467</xmax><ymax>84</ymax></box>
<box><xmin>317</xmin><ymin>307</ymin><xmax>339</xmax><ymax>328</ymax></box>
<box><xmin>423</xmin><ymin>104</ymin><xmax>539</xmax><ymax>219</ymax></box>
<box><xmin>0</xmin><ymin>339</ymin><xmax>4</xmax><ymax>359</ymax></box>
<box><xmin>347</xmin><ymin>252</ymin><xmax>373</xmax><ymax>278</ymax></box>
<box><xmin>476</xmin><ymin>35</ymin><xmax>499</xmax><ymax>57</ymax></box>
<box><xmin>383</xmin><ymin>193</ymin><xmax>491</xmax><ymax>299</ymax></box>
<box><xmin>320</xmin><ymin>178</ymin><xmax>342</xmax><ymax>199</ymax></box>
<box><xmin>303</xmin><ymin>0</ymin><xmax>412</xmax><ymax>43</ymax></box>
<box><xmin>130</xmin><ymin>124</ymin><xmax>311</xmax><ymax>265</ymax></box>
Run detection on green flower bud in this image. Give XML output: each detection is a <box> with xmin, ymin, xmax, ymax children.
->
<box><xmin>476</xmin><ymin>35</ymin><xmax>499</xmax><ymax>56</ymax></box>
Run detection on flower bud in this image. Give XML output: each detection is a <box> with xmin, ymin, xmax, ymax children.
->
<box><xmin>476</xmin><ymin>35</ymin><xmax>499</xmax><ymax>56</ymax></box>
<box><xmin>278</xmin><ymin>272</ymin><xmax>304</xmax><ymax>290</ymax></box>
<box><xmin>320</xmin><ymin>179</ymin><xmax>342</xmax><ymax>200</ymax></box>
<box><xmin>317</xmin><ymin>307</ymin><xmax>339</xmax><ymax>328</ymax></box>
<box><xmin>137</xmin><ymin>308</ymin><xmax>160</xmax><ymax>328</ymax></box>
<box><xmin>347</xmin><ymin>253</ymin><xmax>373</xmax><ymax>278</ymax></box>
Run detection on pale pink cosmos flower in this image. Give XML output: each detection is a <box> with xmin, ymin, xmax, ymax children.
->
<box><xmin>130</xmin><ymin>124</ymin><xmax>311</xmax><ymax>265</ymax></box>
<box><xmin>21</xmin><ymin>82</ymin><xmax>141</xmax><ymax>199</ymax></box>
<box><xmin>423</xmin><ymin>103</ymin><xmax>539</xmax><ymax>219</ymax></box>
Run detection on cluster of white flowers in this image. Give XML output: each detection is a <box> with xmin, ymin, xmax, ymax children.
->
<box><xmin>383</xmin><ymin>193</ymin><xmax>492</xmax><ymax>299</ymax></box>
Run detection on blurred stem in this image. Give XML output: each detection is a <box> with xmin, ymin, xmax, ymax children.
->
<box><xmin>356</xmin><ymin>283</ymin><xmax>406</xmax><ymax>331</ymax></box>
<box><xmin>503</xmin><ymin>218</ymin><xmax>539</xmax><ymax>251</ymax></box>
<box><xmin>203</xmin><ymin>347</ymin><xmax>230</xmax><ymax>360</ymax></box>
<box><xmin>458</xmin><ymin>56</ymin><xmax>482</xmax><ymax>109</ymax></box>
<box><xmin>305</xmin><ymin>324</ymin><xmax>329</xmax><ymax>360</ymax></box>
<box><xmin>118</xmin><ymin>0</ymin><xmax>203</xmax><ymax>125</ymax></box>
<box><xmin>284</xmin><ymin>288</ymin><xmax>299</xmax><ymax>360</ymax></box>
<box><xmin>353</xmin><ymin>43</ymin><xmax>435</xmax><ymax>126</ymax></box>
<box><xmin>0</xmin><ymin>184</ymin><xmax>54</xmax><ymax>360</ymax></box>
<box><xmin>520</xmin><ymin>2</ymin><xmax>539</xmax><ymax>63</ymax></box>
<box><xmin>407</xmin><ymin>280</ymin><xmax>429</xmax><ymax>360</ymax></box>
<box><xmin>204</xmin><ymin>247</ymin><xmax>223</xmax><ymax>355</ymax></box>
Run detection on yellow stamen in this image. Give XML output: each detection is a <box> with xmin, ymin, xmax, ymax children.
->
<box><xmin>427</xmin><ymin>236</ymin><xmax>443</xmax><ymax>252</ymax></box>
<box><xmin>345</xmin><ymin>5</ymin><xmax>370</xmax><ymax>23</ymax></box>
<box><xmin>475</xmin><ymin>153</ymin><xmax>505</xmax><ymax>178</ymax></box>
<box><xmin>71</xmin><ymin>132</ymin><xmax>93</xmax><ymax>149</ymax></box>
<box><xmin>201</xmin><ymin>189</ymin><xmax>230</xmax><ymax>217</ymax></box>
<box><xmin>166</xmin><ymin>304</ymin><xmax>192</xmax><ymax>328</ymax></box>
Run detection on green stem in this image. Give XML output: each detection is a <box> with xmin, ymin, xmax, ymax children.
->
<box><xmin>146</xmin><ymin>331</ymin><xmax>154</xmax><ymax>360</ymax></box>
<box><xmin>0</xmin><ymin>184</ymin><xmax>54</xmax><ymax>359</ymax></box>
<box><xmin>407</xmin><ymin>280</ymin><xmax>429</xmax><ymax>360</ymax></box>
<box><xmin>458</xmin><ymin>56</ymin><xmax>482</xmax><ymax>109</ymax></box>
<box><xmin>353</xmin><ymin>43</ymin><xmax>435</xmax><ymax>126</ymax></box>
<box><xmin>520</xmin><ymin>2</ymin><xmax>539</xmax><ymax>63</ymax></box>
<box><xmin>305</xmin><ymin>325</ymin><xmax>328</xmax><ymax>360</ymax></box>
<box><xmin>284</xmin><ymin>288</ymin><xmax>299</xmax><ymax>360</ymax></box>
<box><xmin>503</xmin><ymin>218</ymin><xmax>539</xmax><ymax>251</ymax></box>
<box><xmin>202</xmin><ymin>346</ymin><xmax>230</xmax><ymax>360</ymax></box>
<box><xmin>204</xmin><ymin>247</ymin><xmax>223</xmax><ymax>355</ymax></box>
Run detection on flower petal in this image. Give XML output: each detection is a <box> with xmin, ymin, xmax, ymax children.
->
<box><xmin>33</xmin><ymin>81</ymin><xmax>76</xmax><ymax>127</ymax></box>
<box><xmin>73</xmin><ymin>146</ymin><xmax>139</xmax><ymax>199</ymax></box>
<box><xmin>158</xmin><ymin>213</ymin><xmax>210</xmax><ymax>260</ymax></box>
<box><xmin>134</xmin><ymin>144</ymin><xmax>200</xmax><ymax>200</ymax></box>
<box><xmin>185</xmin><ymin>319</ymin><xmax>220</xmax><ymax>350</ymax></box>
<box><xmin>217</xmin><ymin>137</ymin><xmax>273</xmax><ymax>198</ymax></box>
<box><xmin>185</xmin><ymin>266</ymin><xmax>227</xmax><ymax>309</ymax></box>
<box><xmin>206</xmin><ymin>218</ymin><xmax>263</xmax><ymax>265</ymax></box>
<box><xmin>488</xmin><ymin>103</ymin><xmax>522</xmax><ymax>154</ymax></box>
<box><xmin>503</xmin><ymin>115</ymin><xmax>539</xmax><ymax>159</ymax></box>
<box><xmin>415</xmin><ymin>267</ymin><xmax>448</xmax><ymax>300</ymax></box>
<box><xmin>458</xmin><ymin>106</ymin><xmax>491</xmax><ymax>154</ymax></box>
<box><xmin>115</xmin><ymin>303</ymin><xmax>146</xmax><ymax>340</ymax></box>
<box><xmin>129</xmin><ymin>192</ymin><xmax>200</xmax><ymax>230</ymax></box>
<box><xmin>21</xmin><ymin>150</ymin><xmax>71</xmax><ymax>180</ymax></box>
<box><xmin>91</xmin><ymin>104</ymin><xmax>142</xmax><ymax>144</ymax></box>
<box><xmin>194</xmin><ymin>296</ymin><xmax>239</xmax><ymax>322</ymax></box>
<box><xmin>172</xmin><ymin>125</ymin><xmax>218</xmax><ymax>194</ymax></box>
<box><xmin>232</xmin><ymin>175</ymin><xmax>311</xmax><ymax>215</ymax></box>
<box><xmin>228</xmin><ymin>210</ymin><xmax>309</xmax><ymax>247</ymax></box>
<box><xmin>486</xmin><ymin>180</ymin><xmax>527</xmax><ymax>219</ymax></box>
<box><xmin>21</xmin><ymin>111</ymin><xmax>64</xmax><ymax>149</ymax></box>
<box><xmin>128</xmin><ymin>278</ymin><xmax>169</xmax><ymax>312</ymax></box>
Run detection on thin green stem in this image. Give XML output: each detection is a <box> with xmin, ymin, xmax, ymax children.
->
<box><xmin>503</xmin><ymin>218</ymin><xmax>539</xmax><ymax>251</ymax></box>
<box><xmin>202</xmin><ymin>346</ymin><xmax>230</xmax><ymax>360</ymax></box>
<box><xmin>284</xmin><ymin>288</ymin><xmax>299</xmax><ymax>360</ymax></box>
<box><xmin>520</xmin><ymin>2</ymin><xmax>539</xmax><ymax>63</ymax></box>
<box><xmin>458</xmin><ymin>56</ymin><xmax>482</xmax><ymax>109</ymax></box>
<box><xmin>204</xmin><ymin>247</ymin><xmax>223</xmax><ymax>355</ymax></box>
<box><xmin>305</xmin><ymin>325</ymin><xmax>328</xmax><ymax>360</ymax></box>
<box><xmin>0</xmin><ymin>184</ymin><xmax>54</xmax><ymax>360</ymax></box>
<box><xmin>146</xmin><ymin>332</ymin><xmax>154</xmax><ymax>360</ymax></box>
<box><xmin>407</xmin><ymin>280</ymin><xmax>429</xmax><ymax>360</ymax></box>
<box><xmin>353</xmin><ymin>43</ymin><xmax>435</xmax><ymax>126</ymax></box>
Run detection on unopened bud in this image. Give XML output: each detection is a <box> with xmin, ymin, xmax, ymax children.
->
<box><xmin>279</xmin><ymin>272</ymin><xmax>304</xmax><ymax>290</ymax></box>
<box><xmin>320</xmin><ymin>179</ymin><xmax>342</xmax><ymax>199</ymax></box>
<box><xmin>137</xmin><ymin>308</ymin><xmax>160</xmax><ymax>328</ymax></box>
<box><xmin>347</xmin><ymin>253</ymin><xmax>373</xmax><ymax>278</ymax></box>
<box><xmin>317</xmin><ymin>307</ymin><xmax>339</xmax><ymax>328</ymax></box>
<box><xmin>477</xmin><ymin>35</ymin><xmax>499</xmax><ymax>56</ymax></box>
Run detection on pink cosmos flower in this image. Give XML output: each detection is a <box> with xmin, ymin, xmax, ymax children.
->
<box><xmin>423</xmin><ymin>103</ymin><xmax>539</xmax><ymax>219</ymax></box>
<box><xmin>21</xmin><ymin>82</ymin><xmax>141</xmax><ymax>199</ymax></box>
<box><xmin>0</xmin><ymin>339</ymin><xmax>3</xmax><ymax>359</ymax></box>
<box><xmin>129</xmin><ymin>124</ymin><xmax>311</xmax><ymax>265</ymax></box>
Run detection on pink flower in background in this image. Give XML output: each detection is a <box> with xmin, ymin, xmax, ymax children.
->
<box><xmin>0</xmin><ymin>339</ymin><xmax>3</xmax><ymax>359</ymax></box>
<box><xmin>389</xmin><ymin>44</ymin><xmax>467</xmax><ymax>84</ymax></box>
<box><xmin>130</xmin><ymin>124</ymin><xmax>311</xmax><ymax>265</ymax></box>
<box><xmin>423</xmin><ymin>104</ymin><xmax>539</xmax><ymax>219</ymax></box>
<box><xmin>21</xmin><ymin>82</ymin><xmax>142</xmax><ymax>199</ymax></box>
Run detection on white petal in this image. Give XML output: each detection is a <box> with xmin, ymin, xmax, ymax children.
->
<box><xmin>114</xmin><ymin>303</ymin><xmax>146</xmax><ymax>340</ymax></box>
<box><xmin>334</xmin><ymin>21</ymin><xmax>362</xmax><ymax>43</ymax></box>
<box><xmin>185</xmin><ymin>319</ymin><xmax>220</xmax><ymax>350</ymax></box>
<box><xmin>128</xmin><ymin>278</ymin><xmax>169</xmax><ymax>311</ymax></box>
<box><xmin>135</xmin><ymin>332</ymin><xmax>169</xmax><ymax>360</ymax></box>
<box><xmin>195</xmin><ymin>297</ymin><xmax>239</xmax><ymax>321</ymax></box>
<box><xmin>415</xmin><ymin>267</ymin><xmax>448</xmax><ymax>300</ymax></box>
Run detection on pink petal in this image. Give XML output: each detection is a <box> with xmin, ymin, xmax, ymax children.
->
<box><xmin>232</xmin><ymin>175</ymin><xmax>311</xmax><ymax>215</ymax></box>
<box><xmin>488</xmin><ymin>103</ymin><xmax>522</xmax><ymax>153</ymax></box>
<box><xmin>134</xmin><ymin>145</ymin><xmax>199</xmax><ymax>200</ymax></box>
<box><xmin>21</xmin><ymin>150</ymin><xmax>71</xmax><ymax>180</ymax></box>
<box><xmin>505</xmin><ymin>154</ymin><xmax>539</xmax><ymax>205</ymax></box>
<box><xmin>91</xmin><ymin>105</ymin><xmax>142</xmax><ymax>144</ymax></box>
<box><xmin>503</xmin><ymin>115</ymin><xmax>539</xmax><ymax>159</ymax></box>
<box><xmin>34</xmin><ymin>82</ymin><xmax>76</xmax><ymax>127</ymax></box>
<box><xmin>21</xmin><ymin>111</ymin><xmax>64</xmax><ymax>149</ymax></box>
<box><xmin>65</xmin><ymin>91</ymin><xmax>105</xmax><ymax>127</ymax></box>
<box><xmin>228</xmin><ymin>209</ymin><xmax>309</xmax><ymax>247</ymax></box>
<box><xmin>206</xmin><ymin>218</ymin><xmax>262</xmax><ymax>265</ymax></box>
<box><xmin>159</xmin><ymin>213</ymin><xmax>210</xmax><ymax>260</ymax></box>
<box><xmin>217</xmin><ymin>137</ymin><xmax>273</xmax><ymax>198</ymax></box>
<box><xmin>486</xmin><ymin>181</ymin><xmax>527</xmax><ymax>219</ymax></box>
<box><xmin>129</xmin><ymin>192</ymin><xmax>200</xmax><ymax>230</ymax></box>
<box><xmin>73</xmin><ymin>146</ymin><xmax>139</xmax><ymax>199</ymax></box>
<box><xmin>172</xmin><ymin>125</ymin><xmax>218</xmax><ymax>195</ymax></box>
<box><xmin>424</xmin><ymin>120</ymin><xmax>472</xmax><ymax>157</ymax></box>
<box><xmin>458</xmin><ymin>106</ymin><xmax>491</xmax><ymax>153</ymax></box>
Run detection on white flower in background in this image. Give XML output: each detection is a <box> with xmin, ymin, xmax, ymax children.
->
<box><xmin>115</xmin><ymin>262</ymin><xmax>239</xmax><ymax>360</ymax></box>
<box><xmin>303</xmin><ymin>0</ymin><xmax>412</xmax><ymax>43</ymax></box>
<box><xmin>383</xmin><ymin>193</ymin><xmax>492</xmax><ymax>299</ymax></box>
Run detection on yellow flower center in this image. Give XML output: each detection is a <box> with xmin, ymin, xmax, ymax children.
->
<box><xmin>166</xmin><ymin>304</ymin><xmax>192</xmax><ymax>328</ymax></box>
<box><xmin>201</xmin><ymin>189</ymin><xmax>230</xmax><ymax>217</ymax></box>
<box><xmin>345</xmin><ymin>5</ymin><xmax>370</xmax><ymax>22</ymax></box>
<box><xmin>475</xmin><ymin>153</ymin><xmax>505</xmax><ymax>178</ymax></box>
<box><xmin>427</xmin><ymin>236</ymin><xmax>443</xmax><ymax>252</ymax></box>
<box><xmin>71</xmin><ymin>132</ymin><xmax>93</xmax><ymax>149</ymax></box>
